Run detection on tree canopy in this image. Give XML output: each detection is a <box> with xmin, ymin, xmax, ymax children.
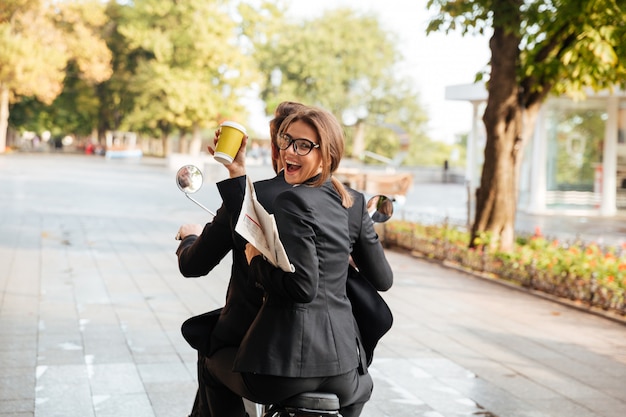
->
<box><xmin>0</xmin><ymin>0</ymin><xmax>112</xmax><ymax>151</ymax></box>
<box><xmin>4</xmin><ymin>0</ymin><xmax>435</xmax><ymax>164</ymax></box>
<box><xmin>249</xmin><ymin>7</ymin><xmax>429</xmax><ymax>159</ymax></box>
<box><xmin>427</xmin><ymin>0</ymin><xmax>626</xmax><ymax>251</ymax></box>
<box><xmin>115</xmin><ymin>0</ymin><xmax>260</xmax><ymax>154</ymax></box>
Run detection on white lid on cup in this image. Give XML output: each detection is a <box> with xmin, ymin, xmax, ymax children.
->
<box><xmin>220</xmin><ymin>121</ymin><xmax>247</xmax><ymax>134</ymax></box>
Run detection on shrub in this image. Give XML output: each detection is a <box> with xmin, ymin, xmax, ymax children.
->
<box><xmin>383</xmin><ymin>220</ymin><xmax>626</xmax><ymax>316</ymax></box>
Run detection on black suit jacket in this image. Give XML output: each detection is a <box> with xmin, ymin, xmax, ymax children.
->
<box><xmin>345</xmin><ymin>191</ymin><xmax>393</xmax><ymax>364</ymax></box>
<box><xmin>347</xmin><ymin>192</ymin><xmax>392</xmax><ymax>291</ymax></box>
<box><xmin>179</xmin><ymin>174</ymin><xmax>393</xmax><ymax>365</ymax></box>
<box><xmin>177</xmin><ymin>173</ymin><xmax>291</xmax><ymax>355</ymax></box>
<box><xmin>235</xmin><ymin>180</ymin><xmax>359</xmax><ymax>377</ymax></box>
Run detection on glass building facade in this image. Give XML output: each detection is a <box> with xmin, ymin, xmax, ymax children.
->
<box><xmin>446</xmin><ymin>84</ymin><xmax>626</xmax><ymax>216</ymax></box>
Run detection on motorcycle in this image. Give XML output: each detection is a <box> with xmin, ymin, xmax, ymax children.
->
<box><xmin>175</xmin><ymin>165</ymin><xmax>393</xmax><ymax>417</ymax></box>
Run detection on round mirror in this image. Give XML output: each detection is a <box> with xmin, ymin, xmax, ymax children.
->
<box><xmin>176</xmin><ymin>165</ymin><xmax>204</xmax><ymax>194</ymax></box>
<box><xmin>366</xmin><ymin>194</ymin><xmax>394</xmax><ymax>223</ymax></box>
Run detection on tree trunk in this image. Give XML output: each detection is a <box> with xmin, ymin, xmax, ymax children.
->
<box><xmin>470</xmin><ymin>7</ymin><xmax>523</xmax><ymax>252</ymax></box>
<box><xmin>162</xmin><ymin>132</ymin><xmax>171</xmax><ymax>157</ymax></box>
<box><xmin>189</xmin><ymin>124</ymin><xmax>202</xmax><ymax>156</ymax></box>
<box><xmin>0</xmin><ymin>84</ymin><xmax>9</xmax><ymax>153</ymax></box>
<box><xmin>351</xmin><ymin>120</ymin><xmax>366</xmax><ymax>159</ymax></box>
<box><xmin>178</xmin><ymin>135</ymin><xmax>188</xmax><ymax>154</ymax></box>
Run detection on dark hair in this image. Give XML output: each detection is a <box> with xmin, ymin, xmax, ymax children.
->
<box><xmin>278</xmin><ymin>106</ymin><xmax>353</xmax><ymax>208</ymax></box>
<box><xmin>268</xmin><ymin>101</ymin><xmax>306</xmax><ymax>173</ymax></box>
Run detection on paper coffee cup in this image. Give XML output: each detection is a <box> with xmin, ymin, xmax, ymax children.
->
<box><xmin>214</xmin><ymin>121</ymin><xmax>247</xmax><ymax>165</ymax></box>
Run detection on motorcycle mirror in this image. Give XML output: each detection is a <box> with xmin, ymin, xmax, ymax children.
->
<box><xmin>176</xmin><ymin>165</ymin><xmax>215</xmax><ymax>216</ymax></box>
<box><xmin>176</xmin><ymin>164</ymin><xmax>204</xmax><ymax>194</ymax></box>
<box><xmin>366</xmin><ymin>194</ymin><xmax>394</xmax><ymax>223</ymax></box>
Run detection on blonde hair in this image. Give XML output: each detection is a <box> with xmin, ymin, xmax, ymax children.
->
<box><xmin>278</xmin><ymin>106</ymin><xmax>353</xmax><ymax>208</ymax></box>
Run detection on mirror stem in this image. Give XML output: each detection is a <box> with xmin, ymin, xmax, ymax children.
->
<box><xmin>185</xmin><ymin>194</ymin><xmax>216</xmax><ymax>216</ymax></box>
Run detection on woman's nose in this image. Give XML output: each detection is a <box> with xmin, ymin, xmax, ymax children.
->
<box><xmin>286</xmin><ymin>141</ymin><xmax>298</xmax><ymax>154</ymax></box>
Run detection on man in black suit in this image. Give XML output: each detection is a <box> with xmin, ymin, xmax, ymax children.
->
<box><xmin>176</xmin><ymin>103</ymin><xmax>392</xmax><ymax>417</ymax></box>
<box><xmin>176</xmin><ymin>108</ymin><xmax>294</xmax><ymax>416</ymax></box>
<box><xmin>200</xmin><ymin>106</ymin><xmax>391</xmax><ymax>417</ymax></box>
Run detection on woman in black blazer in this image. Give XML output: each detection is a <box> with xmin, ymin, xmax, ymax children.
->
<box><xmin>203</xmin><ymin>107</ymin><xmax>375</xmax><ymax>417</ymax></box>
<box><xmin>179</xmin><ymin>103</ymin><xmax>393</xmax><ymax>417</ymax></box>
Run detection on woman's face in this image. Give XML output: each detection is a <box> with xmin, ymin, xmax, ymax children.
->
<box><xmin>280</xmin><ymin>120</ymin><xmax>323</xmax><ymax>185</ymax></box>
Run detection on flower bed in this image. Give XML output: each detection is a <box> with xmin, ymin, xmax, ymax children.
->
<box><xmin>382</xmin><ymin>220</ymin><xmax>626</xmax><ymax>317</ymax></box>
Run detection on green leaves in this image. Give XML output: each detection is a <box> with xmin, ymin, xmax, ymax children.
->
<box><xmin>5</xmin><ymin>0</ymin><xmax>431</xmax><ymax>161</ymax></box>
<box><xmin>1</xmin><ymin>0</ymin><xmax>113</xmax><ymax>151</ymax></box>
<box><xmin>427</xmin><ymin>0</ymin><xmax>626</xmax><ymax>252</ymax></box>
<box><xmin>428</xmin><ymin>0</ymin><xmax>626</xmax><ymax>102</ymax></box>
<box><xmin>117</xmin><ymin>0</ymin><xmax>260</xmax><ymax>138</ymax></box>
<box><xmin>251</xmin><ymin>7</ymin><xmax>427</xmax><ymax>160</ymax></box>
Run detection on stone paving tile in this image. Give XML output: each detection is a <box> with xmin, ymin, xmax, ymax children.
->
<box><xmin>92</xmin><ymin>393</ymin><xmax>155</xmax><ymax>417</ymax></box>
<box><xmin>35</xmin><ymin>364</ymin><xmax>95</xmax><ymax>417</ymax></box>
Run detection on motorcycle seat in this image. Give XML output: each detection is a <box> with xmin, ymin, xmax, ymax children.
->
<box><xmin>282</xmin><ymin>391</ymin><xmax>340</xmax><ymax>413</ymax></box>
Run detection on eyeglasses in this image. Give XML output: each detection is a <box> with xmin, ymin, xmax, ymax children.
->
<box><xmin>277</xmin><ymin>133</ymin><xmax>320</xmax><ymax>156</ymax></box>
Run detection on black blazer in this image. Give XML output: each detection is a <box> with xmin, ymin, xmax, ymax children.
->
<box><xmin>179</xmin><ymin>175</ymin><xmax>393</xmax><ymax>364</ymax></box>
<box><xmin>235</xmin><ymin>180</ymin><xmax>358</xmax><ymax>377</ymax></box>
<box><xmin>347</xmin><ymin>190</ymin><xmax>392</xmax><ymax>290</ymax></box>
<box><xmin>177</xmin><ymin>173</ymin><xmax>291</xmax><ymax>354</ymax></box>
<box><xmin>345</xmin><ymin>191</ymin><xmax>393</xmax><ymax>364</ymax></box>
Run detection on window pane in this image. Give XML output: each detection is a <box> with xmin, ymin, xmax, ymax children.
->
<box><xmin>545</xmin><ymin>99</ymin><xmax>605</xmax><ymax>194</ymax></box>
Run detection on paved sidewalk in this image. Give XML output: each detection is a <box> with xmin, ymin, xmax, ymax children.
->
<box><xmin>1</xmin><ymin>153</ymin><xmax>625</xmax><ymax>417</ymax></box>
